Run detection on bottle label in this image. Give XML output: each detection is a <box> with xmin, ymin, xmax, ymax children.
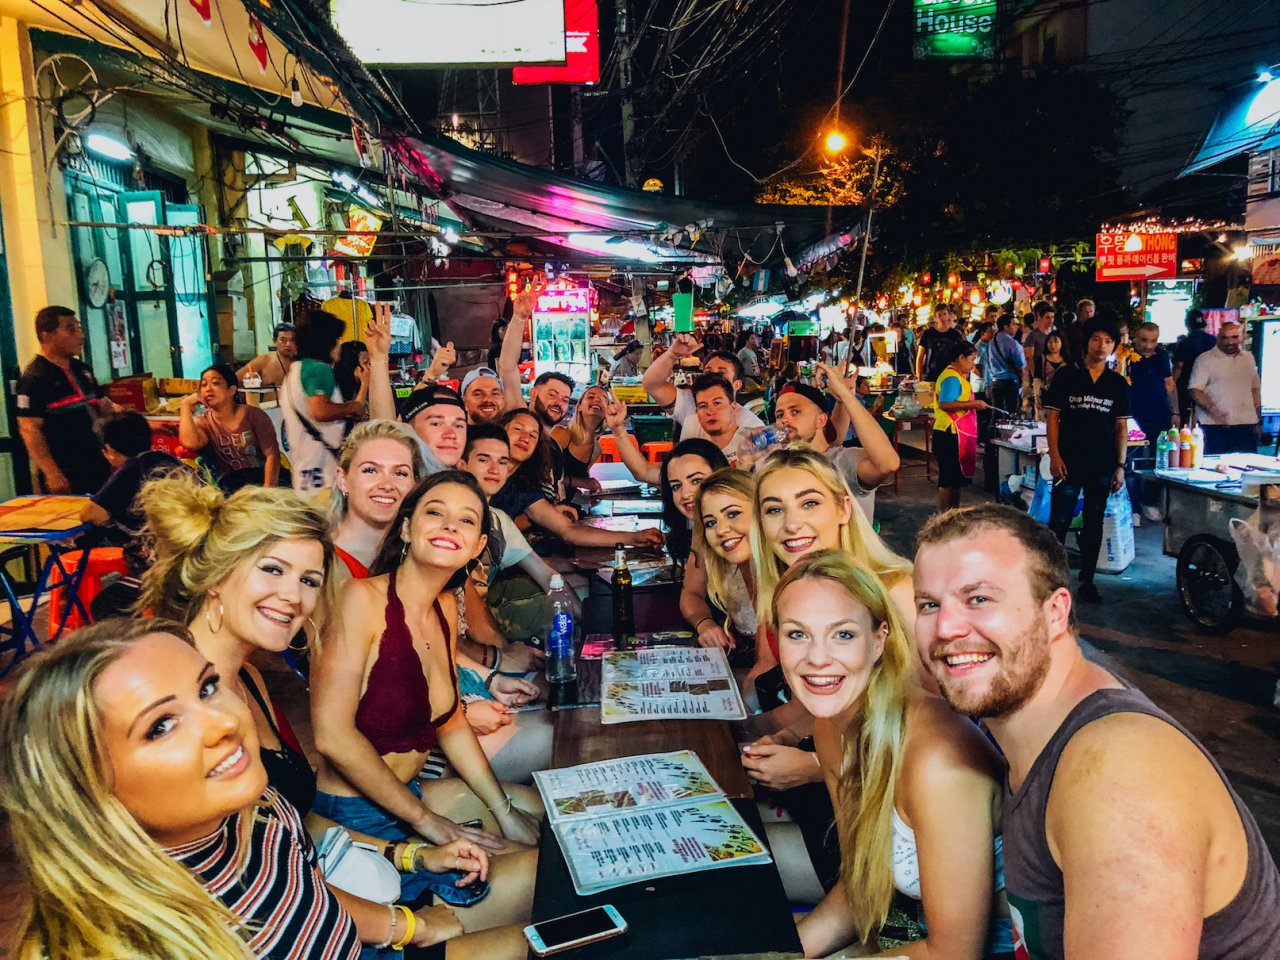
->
<box><xmin>549</xmin><ymin>612</ymin><xmax>574</xmax><ymax>657</ymax></box>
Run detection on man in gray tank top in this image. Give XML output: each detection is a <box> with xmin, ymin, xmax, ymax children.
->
<box><xmin>911</xmin><ymin>504</ymin><xmax>1279</xmax><ymax>960</ymax></box>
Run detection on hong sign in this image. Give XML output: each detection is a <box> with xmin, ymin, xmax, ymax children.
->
<box><xmin>513</xmin><ymin>0</ymin><xmax>599</xmax><ymax>84</ymax></box>
<box><xmin>913</xmin><ymin>0</ymin><xmax>997</xmax><ymax>60</ymax></box>
<box><xmin>1095</xmin><ymin>232</ymin><xmax>1178</xmax><ymax>282</ymax></box>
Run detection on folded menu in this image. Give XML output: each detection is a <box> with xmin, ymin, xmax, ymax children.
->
<box><xmin>601</xmin><ymin>647</ymin><xmax>747</xmax><ymax>724</ymax></box>
<box><xmin>533</xmin><ymin>751</ymin><xmax>772</xmax><ymax>895</ymax></box>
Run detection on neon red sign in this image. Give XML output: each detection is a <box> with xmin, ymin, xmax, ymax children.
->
<box><xmin>513</xmin><ymin>0</ymin><xmax>599</xmax><ymax>85</ymax></box>
<box><xmin>536</xmin><ymin>282</ymin><xmax>594</xmax><ymax>314</ymax></box>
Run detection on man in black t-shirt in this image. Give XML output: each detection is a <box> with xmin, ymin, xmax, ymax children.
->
<box><xmin>16</xmin><ymin>306</ymin><xmax>113</xmax><ymax>494</ymax></box>
<box><xmin>916</xmin><ymin>304</ymin><xmax>966</xmax><ymax>383</ymax></box>
<box><xmin>1043</xmin><ymin>315</ymin><xmax>1131</xmax><ymax>603</ymax></box>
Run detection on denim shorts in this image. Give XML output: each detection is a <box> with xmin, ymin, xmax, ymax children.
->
<box><xmin>312</xmin><ymin>778</ymin><xmax>491</xmax><ymax>907</ymax></box>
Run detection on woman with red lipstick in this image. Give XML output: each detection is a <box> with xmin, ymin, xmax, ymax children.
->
<box><xmin>774</xmin><ymin>551</ymin><xmax>1013</xmax><ymax>959</ymax></box>
<box><xmin>312</xmin><ymin>471</ymin><xmax>544</xmax><ymax>934</ymax></box>
<box><xmin>0</xmin><ymin>620</ymin><xmax>527</xmax><ymax>959</ymax></box>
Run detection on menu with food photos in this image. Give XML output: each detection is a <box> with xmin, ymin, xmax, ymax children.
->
<box><xmin>534</xmin><ymin>751</ymin><xmax>772</xmax><ymax>895</ymax></box>
<box><xmin>600</xmin><ymin>647</ymin><xmax>747</xmax><ymax>723</ymax></box>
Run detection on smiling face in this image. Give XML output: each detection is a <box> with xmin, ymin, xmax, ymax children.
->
<box><xmin>758</xmin><ymin>466</ymin><xmax>852</xmax><ymax>566</ymax></box>
<box><xmin>700</xmin><ymin>488</ymin><xmax>753</xmax><ymax>565</ymax></box>
<box><xmin>94</xmin><ymin>633</ymin><xmax>267</xmax><ymax>847</ymax></box>
<box><xmin>531</xmin><ymin>380</ymin><xmax>571</xmax><ymax>425</ymax></box>
<box><xmin>504</xmin><ymin>412</ymin><xmax>541</xmax><ymax>464</ymax></box>
<box><xmin>198</xmin><ymin>369</ymin><xmax>235</xmax><ymax>409</ymax></box>
<box><xmin>338</xmin><ymin>437</ymin><xmax>417</xmax><ymax>527</ymax></box>
<box><xmin>462</xmin><ymin>438</ymin><xmax>512</xmax><ymax>497</ymax></box>
<box><xmin>411</xmin><ymin>404</ymin><xmax>468</xmax><ymax>467</ymax></box>
<box><xmin>577</xmin><ymin>387</ymin><xmax>607</xmax><ymax>419</ymax></box>
<box><xmin>913</xmin><ymin>530</ymin><xmax>1061</xmax><ymax>719</ymax></box>
<box><xmin>773</xmin><ymin>393</ymin><xmax>826</xmax><ymax>444</ymax></box>
<box><xmin>464</xmin><ymin>378</ymin><xmax>505</xmax><ymax>424</ymax></box>
<box><xmin>776</xmin><ymin>577</ymin><xmax>887</xmax><ymax>728</ymax></box>
<box><xmin>401</xmin><ymin>482</ymin><xmax>488</xmax><ymax>572</ymax></box>
<box><xmin>667</xmin><ymin>454</ymin><xmax>714</xmax><ymax>520</ymax></box>
<box><xmin>209</xmin><ymin>539</ymin><xmax>326</xmax><ymax>653</ymax></box>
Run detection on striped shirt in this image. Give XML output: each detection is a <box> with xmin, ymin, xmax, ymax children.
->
<box><xmin>167</xmin><ymin>789</ymin><xmax>360</xmax><ymax>960</ymax></box>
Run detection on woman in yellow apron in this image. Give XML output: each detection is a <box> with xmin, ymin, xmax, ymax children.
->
<box><xmin>933</xmin><ymin>340</ymin><xmax>989</xmax><ymax>512</ymax></box>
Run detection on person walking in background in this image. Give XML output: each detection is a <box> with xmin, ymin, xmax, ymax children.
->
<box><xmin>16</xmin><ymin>305</ymin><xmax>114</xmax><ymax>494</ymax></box>
<box><xmin>1172</xmin><ymin>308</ymin><xmax>1216</xmax><ymax>424</ymax></box>
<box><xmin>1043</xmin><ymin>314</ymin><xmax>1131</xmax><ymax>604</ymax></box>
<box><xmin>1022</xmin><ymin>301</ymin><xmax>1055</xmax><ymax>412</ymax></box>
<box><xmin>736</xmin><ymin>329</ymin><xmax>763</xmax><ymax>388</ymax></box>
<box><xmin>1188</xmin><ymin>321</ymin><xmax>1261</xmax><ymax>455</ymax></box>
<box><xmin>985</xmin><ymin>313</ymin><xmax>1025</xmax><ymax>417</ymax></box>
<box><xmin>915</xmin><ymin>303</ymin><xmax>965</xmax><ymax>383</ymax></box>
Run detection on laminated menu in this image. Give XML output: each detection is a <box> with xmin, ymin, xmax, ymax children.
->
<box><xmin>533</xmin><ymin>751</ymin><xmax>772</xmax><ymax>895</ymax></box>
<box><xmin>601</xmin><ymin>647</ymin><xmax>747</xmax><ymax>723</ymax></box>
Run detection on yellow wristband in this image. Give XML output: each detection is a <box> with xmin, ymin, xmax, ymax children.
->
<box><xmin>392</xmin><ymin>906</ymin><xmax>415</xmax><ymax>950</ymax></box>
<box><xmin>400</xmin><ymin>843</ymin><xmax>419</xmax><ymax>873</ymax></box>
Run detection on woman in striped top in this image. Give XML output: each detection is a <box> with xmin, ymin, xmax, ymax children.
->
<box><xmin>0</xmin><ymin>619</ymin><xmax>523</xmax><ymax>959</ymax></box>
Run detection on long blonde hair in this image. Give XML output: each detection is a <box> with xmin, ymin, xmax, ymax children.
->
<box><xmin>772</xmin><ymin>550</ymin><xmax>914</xmax><ymax>941</ymax></box>
<box><xmin>330</xmin><ymin>419</ymin><xmax>426</xmax><ymax>522</ymax></box>
<box><xmin>751</xmin><ymin>444</ymin><xmax>911</xmax><ymax>624</ymax></box>
<box><xmin>0</xmin><ymin>619</ymin><xmax>254</xmax><ymax>960</ymax></box>
<box><xmin>566</xmin><ymin>385</ymin><xmax>608</xmax><ymax>454</ymax></box>
<box><xmin>137</xmin><ymin>474</ymin><xmax>339</xmax><ymax>641</ymax></box>
<box><xmin>692</xmin><ymin>468</ymin><xmax>757</xmax><ymax>630</ymax></box>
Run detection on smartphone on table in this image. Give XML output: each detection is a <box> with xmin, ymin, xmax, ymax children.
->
<box><xmin>524</xmin><ymin>904</ymin><xmax>627</xmax><ymax>955</ymax></box>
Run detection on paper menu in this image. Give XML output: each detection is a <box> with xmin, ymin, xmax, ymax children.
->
<box><xmin>535</xmin><ymin>751</ymin><xmax>720</xmax><ymax>824</ymax></box>
<box><xmin>534</xmin><ymin>752</ymin><xmax>772</xmax><ymax>896</ymax></box>
<box><xmin>600</xmin><ymin>647</ymin><xmax>747</xmax><ymax>723</ymax></box>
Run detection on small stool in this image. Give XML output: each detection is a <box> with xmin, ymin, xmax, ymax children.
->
<box><xmin>598</xmin><ymin>434</ymin><xmax>639</xmax><ymax>463</ymax></box>
<box><xmin>642</xmin><ymin>440</ymin><xmax>674</xmax><ymax>463</ymax></box>
<box><xmin>46</xmin><ymin>547</ymin><xmax>129</xmax><ymax>633</ymax></box>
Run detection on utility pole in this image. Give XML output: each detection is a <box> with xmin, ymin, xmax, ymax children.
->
<box><xmin>614</xmin><ymin>0</ymin><xmax>637</xmax><ymax>186</ymax></box>
<box><xmin>834</xmin><ymin>0</ymin><xmax>851</xmax><ymax>124</ymax></box>
<box><xmin>571</xmin><ymin>86</ymin><xmax>585</xmax><ymax>175</ymax></box>
<box><xmin>854</xmin><ymin>137</ymin><xmax>886</xmax><ymax>310</ymax></box>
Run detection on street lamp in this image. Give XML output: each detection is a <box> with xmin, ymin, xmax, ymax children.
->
<box><xmin>824</xmin><ymin>130</ymin><xmax>849</xmax><ymax>154</ymax></box>
<box><xmin>853</xmin><ymin>136</ymin><xmax>888</xmax><ymax>312</ymax></box>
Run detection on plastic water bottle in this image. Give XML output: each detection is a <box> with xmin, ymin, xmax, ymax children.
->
<box><xmin>743</xmin><ymin>424</ymin><xmax>791</xmax><ymax>455</ymax></box>
<box><xmin>1155</xmin><ymin>431</ymin><xmax>1171</xmax><ymax>470</ymax></box>
<box><xmin>545</xmin><ymin>575</ymin><xmax>578</xmax><ymax>684</ymax></box>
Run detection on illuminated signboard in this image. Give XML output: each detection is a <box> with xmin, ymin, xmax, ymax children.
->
<box><xmin>331</xmin><ymin>0</ymin><xmax>566</xmax><ymax>67</ymax></box>
<box><xmin>1096</xmin><ymin>232</ymin><xmax>1178</xmax><ymax>282</ymax></box>
<box><xmin>513</xmin><ymin>0</ymin><xmax>600</xmax><ymax>85</ymax></box>
<box><xmin>536</xmin><ymin>285</ymin><xmax>595</xmax><ymax>314</ymax></box>
<box><xmin>913</xmin><ymin>0</ymin><xmax>997</xmax><ymax>60</ymax></box>
<box><xmin>533</xmin><ymin>282</ymin><xmax>595</xmax><ymax>385</ymax></box>
<box><xmin>334</xmin><ymin>205</ymin><xmax>382</xmax><ymax>258</ymax></box>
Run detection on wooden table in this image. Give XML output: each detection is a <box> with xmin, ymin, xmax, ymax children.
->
<box><xmin>880</xmin><ymin>411</ymin><xmax>934</xmax><ymax>493</ymax></box>
<box><xmin>529</xmin><ymin>587</ymin><xmax>802</xmax><ymax>959</ymax></box>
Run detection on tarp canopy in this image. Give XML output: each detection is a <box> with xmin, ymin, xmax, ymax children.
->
<box><xmin>391</xmin><ymin>133</ymin><xmax>861</xmax><ymax>269</ymax></box>
<box><xmin>1181</xmin><ymin>76</ymin><xmax>1280</xmax><ymax>176</ymax></box>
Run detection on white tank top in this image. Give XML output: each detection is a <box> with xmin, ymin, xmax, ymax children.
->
<box><xmin>891</xmin><ymin>806</ymin><xmax>1007</xmax><ymax>901</ymax></box>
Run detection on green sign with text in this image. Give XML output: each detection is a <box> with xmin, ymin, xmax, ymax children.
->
<box><xmin>913</xmin><ymin>0</ymin><xmax>997</xmax><ymax>60</ymax></box>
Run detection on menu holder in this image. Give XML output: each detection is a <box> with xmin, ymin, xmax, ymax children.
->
<box><xmin>534</xmin><ymin>751</ymin><xmax>772</xmax><ymax>896</ymax></box>
<box><xmin>601</xmin><ymin>648</ymin><xmax>747</xmax><ymax>724</ymax></box>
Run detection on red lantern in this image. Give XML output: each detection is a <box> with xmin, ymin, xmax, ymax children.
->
<box><xmin>921</xmin><ymin>271</ymin><xmax>932</xmax><ymax>285</ymax></box>
<box><xmin>1039</xmin><ymin>256</ymin><xmax>1051</xmax><ymax>274</ymax></box>
<box><xmin>947</xmin><ymin>273</ymin><xmax>959</xmax><ymax>287</ymax></box>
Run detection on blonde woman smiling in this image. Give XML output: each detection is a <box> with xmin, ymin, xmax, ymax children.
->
<box><xmin>774</xmin><ymin>552</ymin><xmax>1013</xmax><ymax>959</ymax></box>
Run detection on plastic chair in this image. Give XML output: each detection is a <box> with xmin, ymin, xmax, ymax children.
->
<box><xmin>46</xmin><ymin>547</ymin><xmax>129</xmax><ymax>633</ymax></box>
<box><xmin>642</xmin><ymin>440</ymin><xmax>674</xmax><ymax>463</ymax></box>
<box><xmin>598</xmin><ymin>434</ymin><xmax>639</xmax><ymax>463</ymax></box>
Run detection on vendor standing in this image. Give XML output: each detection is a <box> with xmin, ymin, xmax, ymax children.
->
<box><xmin>1044</xmin><ymin>314</ymin><xmax>1131</xmax><ymax>605</ymax></box>
<box><xmin>1187</xmin><ymin>320</ymin><xmax>1261</xmax><ymax>455</ymax></box>
<box><xmin>16</xmin><ymin>306</ymin><xmax>114</xmax><ymax>494</ymax></box>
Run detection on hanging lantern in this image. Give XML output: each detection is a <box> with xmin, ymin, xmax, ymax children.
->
<box><xmin>947</xmin><ymin>273</ymin><xmax>959</xmax><ymax>287</ymax></box>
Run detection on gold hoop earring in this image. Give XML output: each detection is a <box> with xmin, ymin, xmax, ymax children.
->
<box><xmin>205</xmin><ymin>596</ymin><xmax>225</xmax><ymax>633</ymax></box>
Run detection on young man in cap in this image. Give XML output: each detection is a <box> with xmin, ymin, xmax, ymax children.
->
<box><xmin>772</xmin><ymin>366</ymin><xmax>899</xmax><ymax>520</ymax></box>
<box><xmin>914</xmin><ymin>504</ymin><xmax>1280</xmax><ymax>960</ymax></box>
<box><xmin>398</xmin><ymin>383</ymin><xmax>468</xmax><ymax>470</ymax></box>
<box><xmin>461</xmin><ymin>366</ymin><xmax>506</xmax><ymax>425</ymax></box>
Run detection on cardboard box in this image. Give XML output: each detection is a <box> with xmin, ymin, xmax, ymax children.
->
<box><xmin>107</xmin><ymin>375</ymin><xmax>159</xmax><ymax>412</ymax></box>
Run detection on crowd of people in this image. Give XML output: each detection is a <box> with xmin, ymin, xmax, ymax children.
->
<box><xmin>0</xmin><ymin>292</ymin><xmax>1276</xmax><ymax>960</ymax></box>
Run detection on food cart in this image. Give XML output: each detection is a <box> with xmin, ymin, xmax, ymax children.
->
<box><xmin>1142</xmin><ymin>454</ymin><xmax>1280</xmax><ymax>630</ymax></box>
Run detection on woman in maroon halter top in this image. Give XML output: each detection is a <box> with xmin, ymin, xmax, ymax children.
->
<box><xmin>312</xmin><ymin>470</ymin><xmax>543</xmax><ymax>937</ymax></box>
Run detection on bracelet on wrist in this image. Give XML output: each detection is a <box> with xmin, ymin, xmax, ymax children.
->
<box><xmin>400</xmin><ymin>842</ymin><xmax>423</xmax><ymax>873</ymax></box>
<box><xmin>376</xmin><ymin>903</ymin><xmax>396</xmax><ymax>949</ymax></box>
<box><xmin>694</xmin><ymin>616</ymin><xmax>713</xmax><ymax>633</ymax></box>
<box><xmin>486</xmin><ymin>794</ymin><xmax>514</xmax><ymax>815</ymax></box>
<box><xmin>391</xmin><ymin>905</ymin><xmax>415</xmax><ymax>951</ymax></box>
<box><xmin>382</xmin><ymin>841</ymin><xmax>399</xmax><ymax>864</ymax></box>
<box><xmin>484</xmin><ymin>666</ymin><xmax>499</xmax><ymax>689</ymax></box>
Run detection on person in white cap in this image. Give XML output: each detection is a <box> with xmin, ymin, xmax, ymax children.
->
<box><xmin>461</xmin><ymin>366</ymin><xmax>506</xmax><ymax>425</ymax></box>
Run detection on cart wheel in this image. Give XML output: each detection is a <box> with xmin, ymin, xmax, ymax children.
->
<box><xmin>1176</xmin><ymin>535</ymin><xmax>1243</xmax><ymax>632</ymax></box>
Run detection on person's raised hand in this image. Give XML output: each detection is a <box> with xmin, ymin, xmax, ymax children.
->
<box><xmin>816</xmin><ymin>362</ymin><xmax>852</xmax><ymax>397</ymax></box>
<box><xmin>181</xmin><ymin>391</ymin><xmax>201</xmax><ymax>410</ymax></box>
<box><xmin>365</xmin><ymin>316</ymin><xmax>391</xmax><ymax>361</ymax></box>
<box><xmin>513</xmin><ymin>286</ymin><xmax>537</xmax><ymax>321</ymax></box>
<box><xmin>605</xmin><ymin>399</ymin><xmax>629</xmax><ymax>432</ymax></box>
<box><xmin>671</xmin><ymin>333</ymin><xmax>697</xmax><ymax>357</ymax></box>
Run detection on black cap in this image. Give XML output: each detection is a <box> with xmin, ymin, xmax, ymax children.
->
<box><xmin>777</xmin><ymin>381</ymin><xmax>829</xmax><ymax>412</ymax></box>
<box><xmin>400</xmin><ymin>384</ymin><xmax>465</xmax><ymax>423</ymax></box>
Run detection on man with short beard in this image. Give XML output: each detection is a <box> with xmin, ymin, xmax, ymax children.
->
<box><xmin>1188</xmin><ymin>321</ymin><xmax>1262</xmax><ymax>455</ymax></box>
<box><xmin>460</xmin><ymin>366</ymin><xmax>506</xmax><ymax>425</ymax></box>
<box><xmin>912</xmin><ymin>504</ymin><xmax>1280</xmax><ymax>960</ymax></box>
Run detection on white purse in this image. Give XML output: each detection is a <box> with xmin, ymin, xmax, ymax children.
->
<box><xmin>316</xmin><ymin>827</ymin><xmax>402</xmax><ymax>904</ymax></box>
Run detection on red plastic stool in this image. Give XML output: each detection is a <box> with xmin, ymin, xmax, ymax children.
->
<box><xmin>642</xmin><ymin>440</ymin><xmax>674</xmax><ymax>463</ymax></box>
<box><xmin>46</xmin><ymin>547</ymin><xmax>129</xmax><ymax>633</ymax></box>
<box><xmin>598</xmin><ymin>434</ymin><xmax>639</xmax><ymax>463</ymax></box>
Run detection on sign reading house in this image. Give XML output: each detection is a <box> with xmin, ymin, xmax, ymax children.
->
<box><xmin>913</xmin><ymin>0</ymin><xmax>997</xmax><ymax>60</ymax></box>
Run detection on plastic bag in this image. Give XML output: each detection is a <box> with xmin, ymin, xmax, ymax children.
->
<box><xmin>1229</xmin><ymin>513</ymin><xmax>1280</xmax><ymax>618</ymax></box>
<box><xmin>1027</xmin><ymin>476</ymin><xmax>1052</xmax><ymax>523</ymax></box>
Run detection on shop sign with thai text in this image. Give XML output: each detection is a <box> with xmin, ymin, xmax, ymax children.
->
<box><xmin>1095</xmin><ymin>232</ymin><xmax>1178</xmax><ymax>281</ymax></box>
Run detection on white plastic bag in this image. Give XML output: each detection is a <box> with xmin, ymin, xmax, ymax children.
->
<box><xmin>1229</xmin><ymin>514</ymin><xmax>1280</xmax><ymax>618</ymax></box>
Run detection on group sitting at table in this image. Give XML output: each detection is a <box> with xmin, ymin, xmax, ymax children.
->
<box><xmin>1</xmin><ymin>296</ymin><xmax>1278</xmax><ymax>960</ymax></box>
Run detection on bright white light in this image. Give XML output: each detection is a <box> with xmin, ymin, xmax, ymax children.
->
<box><xmin>443</xmin><ymin>227</ymin><xmax>461</xmax><ymax>244</ymax></box>
<box><xmin>1233</xmin><ymin>244</ymin><xmax>1255</xmax><ymax>261</ymax></box>
<box><xmin>355</xmin><ymin>186</ymin><xmax>378</xmax><ymax>207</ymax></box>
<box><xmin>565</xmin><ymin>233</ymin><xmax>661</xmax><ymax>263</ymax></box>
<box><xmin>802</xmin><ymin>292</ymin><xmax>825</xmax><ymax>310</ymax></box>
<box><xmin>1261</xmin><ymin>70</ymin><xmax>1275</xmax><ymax>83</ymax></box>
<box><xmin>85</xmin><ymin>133</ymin><xmax>133</xmax><ymax>161</ymax></box>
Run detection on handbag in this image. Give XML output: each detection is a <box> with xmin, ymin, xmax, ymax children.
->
<box><xmin>316</xmin><ymin>827</ymin><xmax>402</xmax><ymax>904</ymax></box>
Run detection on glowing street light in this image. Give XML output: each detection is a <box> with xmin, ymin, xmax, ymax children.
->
<box><xmin>824</xmin><ymin>130</ymin><xmax>848</xmax><ymax>153</ymax></box>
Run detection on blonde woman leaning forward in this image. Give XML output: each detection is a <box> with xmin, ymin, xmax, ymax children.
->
<box><xmin>774</xmin><ymin>552</ymin><xmax>1013</xmax><ymax>959</ymax></box>
<box><xmin>0</xmin><ymin>620</ymin><xmax>525</xmax><ymax>960</ymax></box>
<box><xmin>311</xmin><ymin>470</ymin><xmax>543</xmax><ymax>933</ymax></box>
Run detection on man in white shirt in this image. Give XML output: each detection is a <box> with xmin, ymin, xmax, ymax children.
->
<box><xmin>1188</xmin><ymin>321</ymin><xmax>1262</xmax><ymax>455</ymax></box>
<box><xmin>772</xmin><ymin>372</ymin><xmax>899</xmax><ymax>521</ymax></box>
<box><xmin>642</xmin><ymin>332</ymin><xmax>764</xmax><ymax>434</ymax></box>
<box><xmin>686</xmin><ymin>372</ymin><xmax>753</xmax><ymax>464</ymax></box>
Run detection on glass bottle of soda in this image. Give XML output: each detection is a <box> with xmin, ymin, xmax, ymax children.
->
<box><xmin>611</xmin><ymin>543</ymin><xmax>634</xmax><ymax>640</ymax></box>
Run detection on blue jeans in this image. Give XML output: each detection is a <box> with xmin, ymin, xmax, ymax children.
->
<box><xmin>312</xmin><ymin>778</ymin><xmax>491</xmax><ymax>907</ymax></box>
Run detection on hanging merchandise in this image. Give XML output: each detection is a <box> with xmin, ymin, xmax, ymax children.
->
<box><xmin>247</xmin><ymin>15</ymin><xmax>269</xmax><ymax>73</ymax></box>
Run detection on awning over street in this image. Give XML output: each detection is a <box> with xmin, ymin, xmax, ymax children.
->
<box><xmin>391</xmin><ymin>133</ymin><xmax>860</xmax><ymax>268</ymax></box>
<box><xmin>1181</xmin><ymin>76</ymin><xmax>1280</xmax><ymax>176</ymax></box>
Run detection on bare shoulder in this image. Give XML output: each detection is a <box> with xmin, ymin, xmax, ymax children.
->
<box><xmin>903</xmin><ymin>693</ymin><xmax>1003</xmax><ymax>783</ymax></box>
